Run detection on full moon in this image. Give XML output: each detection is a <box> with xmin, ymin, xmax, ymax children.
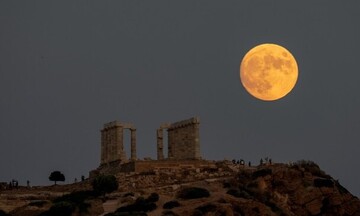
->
<box><xmin>240</xmin><ymin>43</ymin><xmax>298</xmax><ymax>101</ymax></box>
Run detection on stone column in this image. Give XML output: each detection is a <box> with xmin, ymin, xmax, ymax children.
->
<box><xmin>130</xmin><ymin>128</ymin><xmax>137</xmax><ymax>160</ymax></box>
<box><xmin>104</xmin><ymin>129</ymin><xmax>109</xmax><ymax>163</ymax></box>
<box><xmin>117</xmin><ymin>126</ymin><xmax>126</xmax><ymax>162</ymax></box>
<box><xmin>194</xmin><ymin>122</ymin><xmax>201</xmax><ymax>159</ymax></box>
<box><xmin>110</xmin><ymin>127</ymin><xmax>115</xmax><ymax>162</ymax></box>
<box><xmin>100</xmin><ymin>130</ymin><xmax>105</xmax><ymax>164</ymax></box>
<box><xmin>157</xmin><ymin>128</ymin><xmax>164</xmax><ymax>160</ymax></box>
<box><xmin>167</xmin><ymin>128</ymin><xmax>174</xmax><ymax>159</ymax></box>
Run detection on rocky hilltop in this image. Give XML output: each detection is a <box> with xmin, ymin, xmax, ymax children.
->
<box><xmin>1</xmin><ymin>160</ymin><xmax>360</xmax><ymax>216</ymax></box>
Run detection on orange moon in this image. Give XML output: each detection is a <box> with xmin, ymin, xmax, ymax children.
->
<box><xmin>240</xmin><ymin>43</ymin><xmax>298</xmax><ymax>101</ymax></box>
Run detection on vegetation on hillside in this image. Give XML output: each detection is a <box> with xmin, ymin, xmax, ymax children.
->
<box><xmin>176</xmin><ymin>187</ymin><xmax>210</xmax><ymax>200</ymax></box>
<box><xmin>48</xmin><ymin>171</ymin><xmax>65</xmax><ymax>185</ymax></box>
<box><xmin>92</xmin><ymin>174</ymin><xmax>118</xmax><ymax>197</ymax></box>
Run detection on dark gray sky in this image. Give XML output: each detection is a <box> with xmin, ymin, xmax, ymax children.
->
<box><xmin>1</xmin><ymin>1</ymin><xmax>360</xmax><ymax>195</ymax></box>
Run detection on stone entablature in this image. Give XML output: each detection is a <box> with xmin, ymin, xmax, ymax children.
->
<box><xmin>168</xmin><ymin>117</ymin><xmax>200</xmax><ymax>129</ymax></box>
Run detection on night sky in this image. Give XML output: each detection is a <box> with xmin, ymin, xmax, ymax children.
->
<box><xmin>1</xmin><ymin>1</ymin><xmax>360</xmax><ymax>196</ymax></box>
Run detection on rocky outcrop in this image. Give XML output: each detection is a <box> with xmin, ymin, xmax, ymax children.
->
<box><xmin>1</xmin><ymin>161</ymin><xmax>359</xmax><ymax>216</ymax></box>
<box><xmin>223</xmin><ymin>161</ymin><xmax>360</xmax><ymax>216</ymax></box>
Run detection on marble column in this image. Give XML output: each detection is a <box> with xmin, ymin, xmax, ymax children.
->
<box><xmin>130</xmin><ymin>128</ymin><xmax>137</xmax><ymax>160</ymax></box>
<box><xmin>100</xmin><ymin>130</ymin><xmax>105</xmax><ymax>164</ymax></box>
<box><xmin>157</xmin><ymin>128</ymin><xmax>164</xmax><ymax>160</ymax></box>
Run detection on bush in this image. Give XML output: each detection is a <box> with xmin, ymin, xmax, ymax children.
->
<box><xmin>162</xmin><ymin>210</ymin><xmax>179</xmax><ymax>216</ymax></box>
<box><xmin>163</xmin><ymin>200</ymin><xmax>180</xmax><ymax>209</ymax></box>
<box><xmin>264</xmin><ymin>200</ymin><xmax>282</xmax><ymax>214</ymax></box>
<box><xmin>314</xmin><ymin>178</ymin><xmax>334</xmax><ymax>188</ymax></box>
<box><xmin>92</xmin><ymin>175</ymin><xmax>118</xmax><ymax>196</ymax></box>
<box><xmin>321</xmin><ymin>197</ymin><xmax>330</xmax><ymax>214</ymax></box>
<box><xmin>247</xmin><ymin>181</ymin><xmax>259</xmax><ymax>189</ymax></box>
<box><xmin>47</xmin><ymin>201</ymin><xmax>75</xmax><ymax>216</ymax></box>
<box><xmin>252</xmin><ymin>207</ymin><xmax>260</xmax><ymax>213</ymax></box>
<box><xmin>252</xmin><ymin>169</ymin><xmax>272</xmax><ymax>179</ymax></box>
<box><xmin>191</xmin><ymin>209</ymin><xmax>203</xmax><ymax>216</ymax></box>
<box><xmin>226</xmin><ymin>189</ymin><xmax>251</xmax><ymax>199</ymax></box>
<box><xmin>0</xmin><ymin>210</ymin><xmax>9</xmax><ymax>216</ymax></box>
<box><xmin>238</xmin><ymin>170</ymin><xmax>252</xmax><ymax>179</ymax></box>
<box><xmin>195</xmin><ymin>204</ymin><xmax>217</xmax><ymax>214</ymax></box>
<box><xmin>295</xmin><ymin>160</ymin><xmax>330</xmax><ymax>178</ymax></box>
<box><xmin>49</xmin><ymin>190</ymin><xmax>94</xmax><ymax>214</ymax></box>
<box><xmin>176</xmin><ymin>187</ymin><xmax>210</xmax><ymax>200</ymax></box>
<box><xmin>146</xmin><ymin>193</ymin><xmax>159</xmax><ymax>202</ymax></box>
<box><xmin>272</xmin><ymin>179</ymin><xmax>286</xmax><ymax>188</ymax></box>
<box><xmin>295</xmin><ymin>160</ymin><xmax>316</xmax><ymax>166</ymax></box>
<box><xmin>227</xmin><ymin>189</ymin><xmax>241</xmax><ymax>197</ymax></box>
<box><xmin>116</xmin><ymin>197</ymin><xmax>157</xmax><ymax>213</ymax></box>
<box><xmin>223</xmin><ymin>182</ymin><xmax>231</xmax><ymax>188</ymax></box>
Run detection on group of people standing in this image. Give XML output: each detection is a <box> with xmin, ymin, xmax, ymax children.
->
<box><xmin>3</xmin><ymin>179</ymin><xmax>31</xmax><ymax>190</ymax></box>
<box><xmin>232</xmin><ymin>157</ymin><xmax>273</xmax><ymax>167</ymax></box>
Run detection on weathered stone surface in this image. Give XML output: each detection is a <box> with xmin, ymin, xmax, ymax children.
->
<box><xmin>157</xmin><ymin>128</ymin><xmax>164</xmax><ymax>160</ymax></box>
<box><xmin>100</xmin><ymin>121</ymin><xmax>137</xmax><ymax>165</ymax></box>
<box><xmin>157</xmin><ymin>117</ymin><xmax>200</xmax><ymax>161</ymax></box>
<box><xmin>320</xmin><ymin>186</ymin><xmax>335</xmax><ymax>195</ymax></box>
<box><xmin>130</xmin><ymin>129</ymin><xmax>136</xmax><ymax>161</ymax></box>
<box><xmin>344</xmin><ymin>198</ymin><xmax>360</xmax><ymax>215</ymax></box>
<box><xmin>305</xmin><ymin>198</ymin><xmax>323</xmax><ymax>215</ymax></box>
<box><xmin>329</xmin><ymin>193</ymin><xmax>342</xmax><ymax>206</ymax></box>
<box><xmin>293</xmin><ymin>187</ymin><xmax>322</xmax><ymax>205</ymax></box>
<box><xmin>167</xmin><ymin>117</ymin><xmax>200</xmax><ymax>160</ymax></box>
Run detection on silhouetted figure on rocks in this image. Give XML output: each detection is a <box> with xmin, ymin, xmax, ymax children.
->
<box><xmin>260</xmin><ymin>158</ymin><xmax>264</xmax><ymax>165</ymax></box>
<box><xmin>240</xmin><ymin>159</ymin><xmax>245</xmax><ymax>165</ymax></box>
<box><xmin>81</xmin><ymin>175</ymin><xmax>85</xmax><ymax>182</ymax></box>
<box><xmin>27</xmin><ymin>180</ymin><xmax>30</xmax><ymax>188</ymax></box>
<box><xmin>269</xmin><ymin>159</ymin><xmax>272</xmax><ymax>165</ymax></box>
<box><xmin>248</xmin><ymin>161</ymin><xmax>251</xmax><ymax>167</ymax></box>
<box><xmin>11</xmin><ymin>180</ymin><xmax>18</xmax><ymax>189</ymax></box>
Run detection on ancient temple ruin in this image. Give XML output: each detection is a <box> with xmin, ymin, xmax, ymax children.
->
<box><xmin>100</xmin><ymin>121</ymin><xmax>137</xmax><ymax>165</ymax></box>
<box><xmin>91</xmin><ymin>117</ymin><xmax>204</xmax><ymax>177</ymax></box>
<box><xmin>157</xmin><ymin>117</ymin><xmax>200</xmax><ymax>160</ymax></box>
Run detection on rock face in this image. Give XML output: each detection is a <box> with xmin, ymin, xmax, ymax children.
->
<box><xmin>223</xmin><ymin>161</ymin><xmax>360</xmax><ymax>216</ymax></box>
<box><xmin>1</xmin><ymin>161</ymin><xmax>360</xmax><ymax>216</ymax></box>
